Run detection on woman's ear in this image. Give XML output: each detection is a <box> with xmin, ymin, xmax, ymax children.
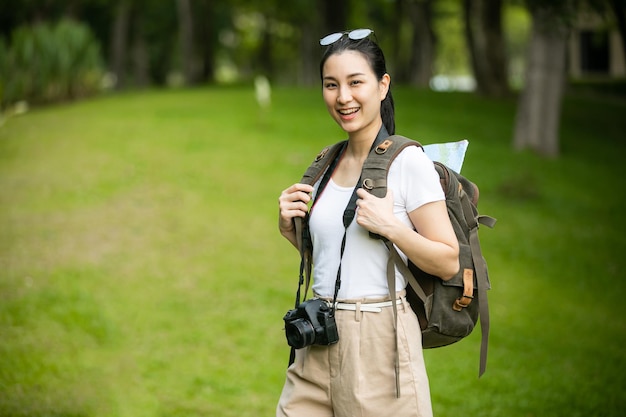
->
<box><xmin>380</xmin><ymin>73</ymin><xmax>391</xmax><ymax>100</ymax></box>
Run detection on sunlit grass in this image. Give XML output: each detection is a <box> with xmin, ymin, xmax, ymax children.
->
<box><xmin>1</xmin><ymin>85</ymin><xmax>625</xmax><ymax>416</ymax></box>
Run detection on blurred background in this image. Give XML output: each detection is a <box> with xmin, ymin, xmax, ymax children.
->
<box><xmin>1</xmin><ymin>1</ymin><xmax>626</xmax><ymax>417</ymax></box>
<box><xmin>1</xmin><ymin>0</ymin><xmax>624</xmax><ymax>155</ymax></box>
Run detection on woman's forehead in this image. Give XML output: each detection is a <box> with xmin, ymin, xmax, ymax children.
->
<box><xmin>322</xmin><ymin>51</ymin><xmax>373</xmax><ymax>77</ymax></box>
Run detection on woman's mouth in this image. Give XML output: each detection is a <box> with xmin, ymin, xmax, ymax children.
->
<box><xmin>337</xmin><ymin>107</ymin><xmax>359</xmax><ymax>119</ymax></box>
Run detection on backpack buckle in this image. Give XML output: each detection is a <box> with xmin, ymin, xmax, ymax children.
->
<box><xmin>315</xmin><ymin>147</ymin><xmax>330</xmax><ymax>162</ymax></box>
<box><xmin>362</xmin><ymin>178</ymin><xmax>374</xmax><ymax>190</ymax></box>
<box><xmin>453</xmin><ymin>268</ymin><xmax>475</xmax><ymax>311</ymax></box>
<box><xmin>375</xmin><ymin>139</ymin><xmax>393</xmax><ymax>154</ymax></box>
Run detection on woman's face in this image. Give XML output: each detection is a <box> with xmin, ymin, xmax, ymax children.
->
<box><xmin>321</xmin><ymin>50</ymin><xmax>389</xmax><ymax>137</ymax></box>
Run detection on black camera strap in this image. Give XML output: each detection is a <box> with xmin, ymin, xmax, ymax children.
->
<box><xmin>305</xmin><ymin>125</ymin><xmax>390</xmax><ymax>313</ymax></box>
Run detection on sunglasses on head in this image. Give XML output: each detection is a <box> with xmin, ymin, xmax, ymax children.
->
<box><xmin>319</xmin><ymin>28</ymin><xmax>375</xmax><ymax>46</ymax></box>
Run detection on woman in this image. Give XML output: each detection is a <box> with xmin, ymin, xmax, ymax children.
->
<box><xmin>277</xmin><ymin>29</ymin><xmax>459</xmax><ymax>417</ymax></box>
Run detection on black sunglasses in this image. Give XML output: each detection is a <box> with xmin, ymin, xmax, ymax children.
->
<box><xmin>319</xmin><ymin>28</ymin><xmax>375</xmax><ymax>46</ymax></box>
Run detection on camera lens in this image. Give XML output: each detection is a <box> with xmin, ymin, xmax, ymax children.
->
<box><xmin>285</xmin><ymin>319</ymin><xmax>316</xmax><ymax>348</ymax></box>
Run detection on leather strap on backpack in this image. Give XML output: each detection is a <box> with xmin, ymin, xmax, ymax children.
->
<box><xmin>459</xmin><ymin>188</ymin><xmax>496</xmax><ymax>376</ymax></box>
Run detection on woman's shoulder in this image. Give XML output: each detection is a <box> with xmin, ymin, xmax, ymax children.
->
<box><xmin>388</xmin><ymin>138</ymin><xmax>438</xmax><ymax>180</ymax></box>
<box><xmin>392</xmin><ymin>139</ymin><xmax>430</xmax><ymax>165</ymax></box>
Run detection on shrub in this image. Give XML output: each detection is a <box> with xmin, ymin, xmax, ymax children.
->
<box><xmin>0</xmin><ymin>19</ymin><xmax>104</xmax><ymax>108</ymax></box>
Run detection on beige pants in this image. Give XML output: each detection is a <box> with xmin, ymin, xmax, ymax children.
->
<box><xmin>276</xmin><ymin>296</ymin><xmax>433</xmax><ymax>417</ymax></box>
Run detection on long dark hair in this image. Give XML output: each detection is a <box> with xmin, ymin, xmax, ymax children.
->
<box><xmin>319</xmin><ymin>35</ymin><xmax>395</xmax><ymax>135</ymax></box>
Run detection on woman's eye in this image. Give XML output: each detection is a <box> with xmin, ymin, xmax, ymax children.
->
<box><xmin>350</xmin><ymin>80</ymin><xmax>362</xmax><ymax>86</ymax></box>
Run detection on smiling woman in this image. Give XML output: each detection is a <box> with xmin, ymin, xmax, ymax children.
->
<box><xmin>276</xmin><ymin>30</ymin><xmax>459</xmax><ymax>417</ymax></box>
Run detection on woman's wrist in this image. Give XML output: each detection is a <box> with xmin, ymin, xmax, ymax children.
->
<box><xmin>380</xmin><ymin>218</ymin><xmax>413</xmax><ymax>243</ymax></box>
<box><xmin>279</xmin><ymin>220</ymin><xmax>294</xmax><ymax>234</ymax></box>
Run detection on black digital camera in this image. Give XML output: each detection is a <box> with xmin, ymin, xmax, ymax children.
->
<box><xmin>283</xmin><ymin>298</ymin><xmax>339</xmax><ymax>349</ymax></box>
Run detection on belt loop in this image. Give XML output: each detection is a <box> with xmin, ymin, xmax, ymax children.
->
<box><xmin>355</xmin><ymin>301</ymin><xmax>362</xmax><ymax>322</ymax></box>
<box><xmin>400</xmin><ymin>296</ymin><xmax>409</xmax><ymax>313</ymax></box>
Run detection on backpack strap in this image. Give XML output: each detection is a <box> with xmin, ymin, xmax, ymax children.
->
<box><xmin>361</xmin><ymin>135</ymin><xmax>422</xmax><ymax>198</ymax></box>
<box><xmin>355</xmin><ymin>134</ymin><xmax>423</xmax><ymax>398</ymax></box>
<box><xmin>458</xmin><ymin>184</ymin><xmax>496</xmax><ymax>376</ymax></box>
<box><xmin>293</xmin><ymin>141</ymin><xmax>347</xmax><ymax>300</ymax></box>
<box><xmin>300</xmin><ymin>141</ymin><xmax>347</xmax><ymax>187</ymax></box>
<box><xmin>357</xmin><ymin>135</ymin><xmax>429</xmax><ymax>308</ymax></box>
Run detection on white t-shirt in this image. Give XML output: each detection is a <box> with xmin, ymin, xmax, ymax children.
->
<box><xmin>309</xmin><ymin>145</ymin><xmax>444</xmax><ymax>299</ymax></box>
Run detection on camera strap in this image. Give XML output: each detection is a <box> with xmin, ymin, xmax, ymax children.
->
<box><xmin>302</xmin><ymin>126</ymin><xmax>390</xmax><ymax>314</ymax></box>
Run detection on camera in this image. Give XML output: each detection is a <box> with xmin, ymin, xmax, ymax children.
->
<box><xmin>283</xmin><ymin>298</ymin><xmax>339</xmax><ymax>348</ymax></box>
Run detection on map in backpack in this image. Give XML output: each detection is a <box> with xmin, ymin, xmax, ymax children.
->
<box><xmin>422</xmin><ymin>139</ymin><xmax>469</xmax><ymax>173</ymax></box>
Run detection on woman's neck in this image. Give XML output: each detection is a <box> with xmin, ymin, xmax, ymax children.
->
<box><xmin>345</xmin><ymin>120</ymin><xmax>383</xmax><ymax>159</ymax></box>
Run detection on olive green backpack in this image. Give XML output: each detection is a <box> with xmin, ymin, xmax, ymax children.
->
<box><xmin>296</xmin><ymin>134</ymin><xmax>496</xmax><ymax>376</ymax></box>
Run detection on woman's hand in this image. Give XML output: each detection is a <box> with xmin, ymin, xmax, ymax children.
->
<box><xmin>356</xmin><ymin>188</ymin><xmax>459</xmax><ymax>279</ymax></box>
<box><xmin>355</xmin><ymin>188</ymin><xmax>398</xmax><ymax>238</ymax></box>
<box><xmin>278</xmin><ymin>183</ymin><xmax>314</xmax><ymax>247</ymax></box>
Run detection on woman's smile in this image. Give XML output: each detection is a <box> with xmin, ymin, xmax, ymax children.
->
<box><xmin>337</xmin><ymin>107</ymin><xmax>360</xmax><ymax>119</ymax></box>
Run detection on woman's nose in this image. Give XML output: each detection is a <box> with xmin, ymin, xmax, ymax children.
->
<box><xmin>337</xmin><ymin>85</ymin><xmax>352</xmax><ymax>103</ymax></box>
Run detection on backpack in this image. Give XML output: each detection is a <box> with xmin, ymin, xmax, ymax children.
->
<box><xmin>296</xmin><ymin>134</ymin><xmax>496</xmax><ymax>376</ymax></box>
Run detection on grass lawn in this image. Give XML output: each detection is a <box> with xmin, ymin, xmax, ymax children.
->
<box><xmin>0</xmin><ymin>85</ymin><xmax>625</xmax><ymax>416</ymax></box>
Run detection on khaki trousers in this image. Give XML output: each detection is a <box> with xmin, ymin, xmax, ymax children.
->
<box><xmin>276</xmin><ymin>296</ymin><xmax>433</xmax><ymax>417</ymax></box>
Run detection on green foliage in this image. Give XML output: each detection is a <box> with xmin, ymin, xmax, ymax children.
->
<box><xmin>0</xmin><ymin>19</ymin><xmax>104</xmax><ymax>108</ymax></box>
<box><xmin>0</xmin><ymin>86</ymin><xmax>625</xmax><ymax>416</ymax></box>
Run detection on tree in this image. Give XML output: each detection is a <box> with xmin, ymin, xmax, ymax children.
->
<box><xmin>109</xmin><ymin>0</ymin><xmax>131</xmax><ymax>89</ymax></box>
<box><xmin>610</xmin><ymin>0</ymin><xmax>626</xmax><ymax>60</ymax></box>
<box><xmin>463</xmin><ymin>0</ymin><xmax>510</xmax><ymax>97</ymax></box>
<box><xmin>193</xmin><ymin>0</ymin><xmax>219</xmax><ymax>83</ymax></box>
<box><xmin>318</xmin><ymin>0</ymin><xmax>349</xmax><ymax>34</ymax></box>
<box><xmin>297</xmin><ymin>16</ymin><xmax>320</xmax><ymax>85</ymax></box>
<box><xmin>407</xmin><ymin>0</ymin><xmax>437</xmax><ymax>87</ymax></box>
<box><xmin>513</xmin><ymin>1</ymin><xmax>574</xmax><ymax>157</ymax></box>
<box><xmin>176</xmin><ymin>0</ymin><xmax>198</xmax><ymax>85</ymax></box>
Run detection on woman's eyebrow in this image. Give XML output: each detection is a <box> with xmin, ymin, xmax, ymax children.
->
<box><xmin>323</xmin><ymin>72</ymin><xmax>366</xmax><ymax>80</ymax></box>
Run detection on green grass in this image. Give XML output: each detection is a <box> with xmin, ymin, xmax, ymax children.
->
<box><xmin>1</xmin><ymin>85</ymin><xmax>625</xmax><ymax>416</ymax></box>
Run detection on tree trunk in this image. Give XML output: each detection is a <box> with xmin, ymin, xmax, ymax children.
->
<box><xmin>176</xmin><ymin>0</ymin><xmax>197</xmax><ymax>85</ymax></box>
<box><xmin>299</xmin><ymin>20</ymin><xmax>317</xmax><ymax>86</ymax></box>
<box><xmin>257</xmin><ymin>19</ymin><xmax>273</xmax><ymax>79</ymax></box>
<box><xmin>407</xmin><ymin>0</ymin><xmax>436</xmax><ymax>88</ymax></box>
<box><xmin>132</xmin><ymin>23</ymin><xmax>150</xmax><ymax>87</ymax></box>
<box><xmin>110</xmin><ymin>1</ymin><xmax>131</xmax><ymax>89</ymax></box>
<box><xmin>391</xmin><ymin>0</ymin><xmax>408</xmax><ymax>83</ymax></box>
<box><xmin>319</xmin><ymin>0</ymin><xmax>349</xmax><ymax>34</ymax></box>
<box><xmin>513</xmin><ymin>6</ymin><xmax>569</xmax><ymax>157</ymax></box>
<box><xmin>610</xmin><ymin>0</ymin><xmax>626</xmax><ymax>62</ymax></box>
<box><xmin>463</xmin><ymin>0</ymin><xmax>509</xmax><ymax>97</ymax></box>
<box><xmin>194</xmin><ymin>0</ymin><xmax>215</xmax><ymax>83</ymax></box>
